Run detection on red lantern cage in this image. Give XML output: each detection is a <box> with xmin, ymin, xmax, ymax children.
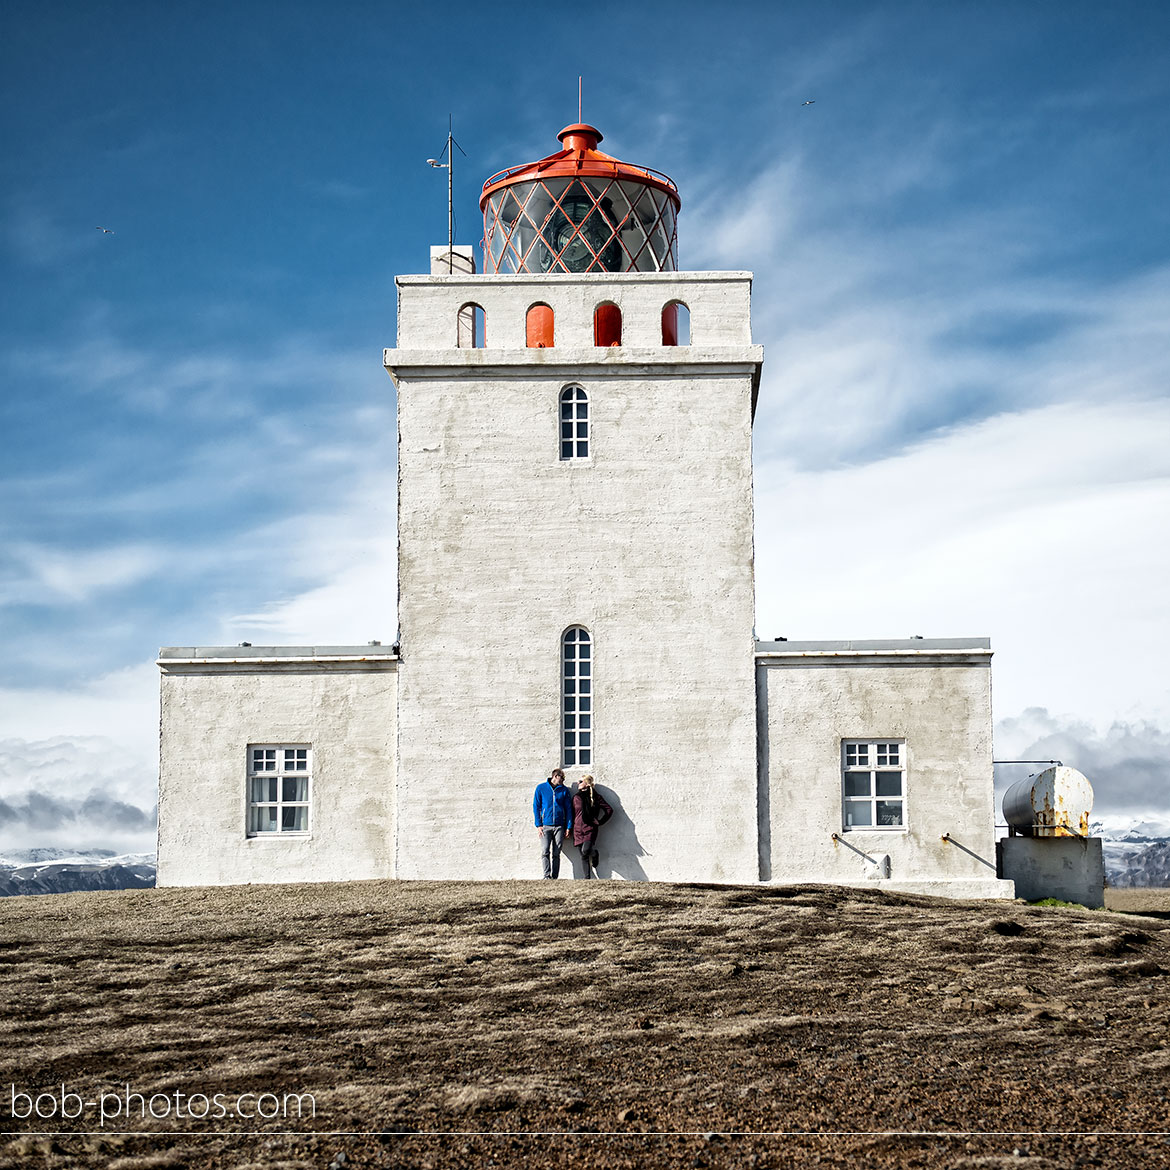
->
<box><xmin>480</xmin><ymin>124</ymin><xmax>680</xmax><ymax>274</ymax></box>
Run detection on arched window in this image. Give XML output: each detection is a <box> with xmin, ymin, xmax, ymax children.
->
<box><xmin>562</xmin><ymin>627</ymin><xmax>592</xmax><ymax>767</ymax></box>
<box><xmin>560</xmin><ymin>386</ymin><xmax>589</xmax><ymax>460</ymax></box>
<box><xmin>457</xmin><ymin>303</ymin><xmax>486</xmax><ymax>349</ymax></box>
<box><xmin>526</xmin><ymin>303</ymin><xmax>554</xmax><ymax>348</ymax></box>
<box><xmin>662</xmin><ymin>300</ymin><xmax>691</xmax><ymax>346</ymax></box>
<box><xmin>594</xmin><ymin>302</ymin><xmax>622</xmax><ymax>347</ymax></box>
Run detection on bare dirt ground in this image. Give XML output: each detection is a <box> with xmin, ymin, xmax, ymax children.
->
<box><xmin>1</xmin><ymin>881</ymin><xmax>1168</xmax><ymax>1169</ymax></box>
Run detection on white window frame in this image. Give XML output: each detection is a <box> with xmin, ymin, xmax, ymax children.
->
<box><xmin>842</xmin><ymin>740</ymin><xmax>906</xmax><ymax>831</ymax></box>
<box><xmin>562</xmin><ymin>627</ymin><xmax>592</xmax><ymax>767</ymax></box>
<box><xmin>247</xmin><ymin>744</ymin><xmax>311</xmax><ymax>836</ymax></box>
<box><xmin>559</xmin><ymin>385</ymin><xmax>590</xmax><ymax>461</ymax></box>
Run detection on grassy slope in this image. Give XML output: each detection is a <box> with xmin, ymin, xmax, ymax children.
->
<box><xmin>2</xmin><ymin>881</ymin><xmax>1169</xmax><ymax>1169</ymax></box>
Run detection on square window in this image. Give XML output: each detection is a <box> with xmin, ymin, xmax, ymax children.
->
<box><xmin>842</xmin><ymin>741</ymin><xmax>905</xmax><ymax>832</ymax></box>
<box><xmin>247</xmin><ymin>745</ymin><xmax>310</xmax><ymax>835</ymax></box>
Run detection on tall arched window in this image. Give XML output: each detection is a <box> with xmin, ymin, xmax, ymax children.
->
<box><xmin>526</xmin><ymin>303</ymin><xmax>555</xmax><ymax>347</ymax></box>
<box><xmin>562</xmin><ymin>627</ymin><xmax>592</xmax><ymax>767</ymax></box>
<box><xmin>594</xmin><ymin>302</ymin><xmax>622</xmax><ymax>347</ymax></box>
<box><xmin>560</xmin><ymin>386</ymin><xmax>589</xmax><ymax>460</ymax></box>
<box><xmin>662</xmin><ymin>300</ymin><xmax>690</xmax><ymax>346</ymax></box>
<box><xmin>457</xmin><ymin>303</ymin><xmax>486</xmax><ymax>348</ymax></box>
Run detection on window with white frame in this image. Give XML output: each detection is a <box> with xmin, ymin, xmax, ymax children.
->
<box><xmin>560</xmin><ymin>385</ymin><xmax>589</xmax><ymax>460</ymax></box>
<box><xmin>842</xmin><ymin>740</ymin><xmax>905</xmax><ymax>829</ymax></box>
<box><xmin>562</xmin><ymin>627</ymin><xmax>592</xmax><ymax>766</ymax></box>
<box><xmin>247</xmin><ymin>745</ymin><xmax>311</xmax><ymax>834</ymax></box>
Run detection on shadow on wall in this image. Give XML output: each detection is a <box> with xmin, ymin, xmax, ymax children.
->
<box><xmin>564</xmin><ymin>785</ymin><xmax>647</xmax><ymax>881</ymax></box>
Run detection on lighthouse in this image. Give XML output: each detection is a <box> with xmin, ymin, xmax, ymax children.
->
<box><xmin>387</xmin><ymin>122</ymin><xmax>763</xmax><ymax>881</ymax></box>
<box><xmin>157</xmin><ymin>117</ymin><xmax>1012</xmax><ymax>899</ymax></box>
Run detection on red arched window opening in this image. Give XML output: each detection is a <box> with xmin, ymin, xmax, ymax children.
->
<box><xmin>662</xmin><ymin>300</ymin><xmax>690</xmax><ymax>346</ymax></box>
<box><xmin>594</xmin><ymin>302</ymin><xmax>622</xmax><ymax>347</ymax></box>
<box><xmin>526</xmin><ymin>303</ymin><xmax>555</xmax><ymax>348</ymax></box>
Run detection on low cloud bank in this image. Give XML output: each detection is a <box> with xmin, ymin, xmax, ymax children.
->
<box><xmin>995</xmin><ymin>708</ymin><xmax>1170</xmax><ymax>819</ymax></box>
<box><xmin>0</xmin><ymin>736</ymin><xmax>156</xmax><ymax>855</ymax></box>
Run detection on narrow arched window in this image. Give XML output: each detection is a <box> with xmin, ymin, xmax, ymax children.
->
<box><xmin>562</xmin><ymin>627</ymin><xmax>592</xmax><ymax>767</ymax></box>
<box><xmin>526</xmin><ymin>303</ymin><xmax>554</xmax><ymax>347</ymax></box>
<box><xmin>560</xmin><ymin>385</ymin><xmax>589</xmax><ymax>460</ymax></box>
<box><xmin>457</xmin><ymin>303</ymin><xmax>486</xmax><ymax>348</ymax></box>
<box><xmin>662</xmin><ymin>300</ymin><xmax>690</xmax><ymax>346</ymax></box>
<box><xmin>594</xmin><ymin>302</ymin><xmax>621</xmax><ymax>347</ymax></box>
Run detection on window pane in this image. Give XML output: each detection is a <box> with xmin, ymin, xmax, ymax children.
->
<box><xmin>578</xmin><ymin>643</ymin><xmax>590</xmax><ymax>659</ymax></box>
<box><xmin>565</xmin><ymin>749</ymin><xmax>577</xmax><ymax>766</ymax></box>
<box><xmin>576</xmin><ymin>403</ymin><xmax>587</xmax><ymax>419</ymax></box>
<box><xmin>282</xmin><ymin>806</ymin><xmax>307</xmax><ymax>832</ymax></box>
<box><xmin>579</xmin><ymin>678</ymin><xmax>591</xmax><ymax>693</ymax></box>
<box><xmin>850</xmin><ymin>744</ymin><xmax>869</xmax><ymax>766</ymax></box>
<box><xmin>561</xmin><ymin>442</ymin><xmax>573</xmax><ymax>459</ymax></box>
<box><xmin>844</xmin><ymin>773</ymin><xmax>872</xmax><ymax>798</ymax></box>
<box><xmin>576</xmin><ymin>421</ymin><xmax>587</xmax><ymax>438</ymax></box>
<box><xmin>564</xmin><ymin>714</ymin><xmax>576</xmax><ymax>729</ymax></box>
<box><xmin>845</xmin><ymin>801</ymin><xmax>872</xmax><ymax>827</ymax></box>
<box><xmin>576</xmin><ymin>441</ymin><xmax>588</xmax><ymax>457</ymax></box>
<box><xmin>579</xmin><ymin>713</ymin><xmax>591</xmax><ymax>729</ymax></box>
<box><xmin>283</xmin><ymin>776</ymin><xmax>308</xmax><ymax>802</ymax></box>
<box><xmin>579</xmin><ymin>732</ymin><xmax>591</xmax><ymax>747</ymax></box>
<box><xmin>561</xmin><ymin>421</ymin><xmax>573</xmax><ymax>439</ymax></box>
<box><xmin>876</xmin><ymin>772</ymin><xmax>903</xmax><ymax>797</ymax></box>
<box><xmin>249</xmin><ymin>777</ymin><xmax>265</xmax><ymax>803</ymax></box>
<box><xmin>578</xmin><ymin>696</ymin><xmax>591</xmax><ymax>712</ymax></box>
<box><xmin>252</xmin><ymin>806</ymin><xmax>278</xmax><ymax>833</ymax></box>
<box><xmin>877</xmin><ymin>800</ymin><xmax>903</xmax><ymax>826</ymax></box>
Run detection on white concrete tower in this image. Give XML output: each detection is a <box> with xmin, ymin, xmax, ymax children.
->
<box><xmin>386</xmin><ymin>123</ymin><xmax>763</xmax><ymax>881</ymax></box>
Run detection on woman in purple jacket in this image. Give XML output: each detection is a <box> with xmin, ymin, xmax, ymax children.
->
<box><xmin>572</xmin><ymin>775</ymin><xmax>613</xmax><ymax>879</ymax></box>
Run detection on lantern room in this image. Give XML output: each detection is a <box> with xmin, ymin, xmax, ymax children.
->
<box><xmin>480</xmin><ymin>123</ymin><xmax>680</xmax><ymax>274</ymax></box>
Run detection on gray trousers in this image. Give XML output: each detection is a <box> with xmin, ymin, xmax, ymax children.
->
<box><xmin>539</xmin><ymin>826</ymin><xmax>566</xmax><ymax>878</ymax></box>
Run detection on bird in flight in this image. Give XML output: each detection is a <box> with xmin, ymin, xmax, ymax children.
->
<box><xmin>801</xmin><ymin>100</ymin><xmax>815</xmax><ymax>106</ymax></box>
<box><xmin>96</xmin><ymin>226</ymin><xmax>114</xmax><ymax>234</ymax></box>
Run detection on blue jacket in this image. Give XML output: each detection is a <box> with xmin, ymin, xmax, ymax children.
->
<box><xmin>533</xmin><ymin>780</ymin><xmax>574</xmax><ymax>833</ymax></box>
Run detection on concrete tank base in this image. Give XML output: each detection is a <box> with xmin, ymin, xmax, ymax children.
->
<box><xmin>996</xmin><ymin>836</ymin><xmax>1105</xmax><ymax>908</ymax></box>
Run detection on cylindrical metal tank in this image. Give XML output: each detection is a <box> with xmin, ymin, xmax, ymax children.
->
<box><xmin>1003</xmin><ymin>766</ymin><xmax>1093</xmax><ymax>837</ymax></box>
<box><xmin>480</xmin><ymin>124</ymin><xmax>680</xmax><ymax>274</ymax></box>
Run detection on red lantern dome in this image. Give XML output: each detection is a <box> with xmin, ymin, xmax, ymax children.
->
<box><xmin>480</xmin><ymin>124</ymin><xmax>680</xmax><ymax>274</ymax></box>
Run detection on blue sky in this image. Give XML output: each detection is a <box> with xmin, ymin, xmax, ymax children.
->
<box><xmin>2</xmin><ymin>0</ymin><xmax>1169</xmax><ymax>851</ymax></box>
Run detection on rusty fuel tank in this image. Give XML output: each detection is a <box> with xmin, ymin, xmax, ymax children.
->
<box><xmin>1003</xmin><ymin>765</ymin><xmax>1094</xmax><ymax>838</ymax></box>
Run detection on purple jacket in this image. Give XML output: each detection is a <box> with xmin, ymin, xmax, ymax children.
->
<box><xmin>572</xmin><ymin>788</ymin><xmax>613</xmax><ymax>846</ymax></box>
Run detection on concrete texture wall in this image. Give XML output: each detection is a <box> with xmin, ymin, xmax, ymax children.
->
<box><xmin>757</xmin><ymin>642</ymin><xmax>1014</xmax><ymax>898</ymax></box>
<box><xmin>157</xmin><ymin>650</ymin><xmax>397</xmax><ymax>886</ymax></box>
<box><xmin>388</xmin><ymin>274</ymin><xmax>762</xmax><ymax>882</ymax></box>
<box><xmin>997</xmin><ymin>837</ymin><xmax>1105</xmax><ymax>907</ymax></box>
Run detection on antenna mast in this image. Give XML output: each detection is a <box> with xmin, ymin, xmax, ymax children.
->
<box><xmin>426</xmin><ymin>115</ymin><xmax>466</xmax><ymax>273</ymax></box>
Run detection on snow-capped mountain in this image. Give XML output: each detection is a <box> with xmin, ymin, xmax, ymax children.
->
<box><xmin>0</xmin><ymin>849</ymin><xmax>156</xmax><ymax>897</ymax></box>
<box><xmin>1094</xmin><ymin>817</ymin><xmax>1170</xmax><ymax>889</ymax></box>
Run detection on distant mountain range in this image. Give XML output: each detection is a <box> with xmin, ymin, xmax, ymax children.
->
<box><xmin>0</xmin><ymin>849</ymin><xmax>155</xmax><ymax>897</ymax></box>
<box><xmin>2</xmin><ymin>825</ymin><xmax>1168</xmax><ymax>895</ymax></box>
<box><xmin>1095</xmin><ymin>817</ymin><xmax>1170</xmax><ymax>889</ymax></box>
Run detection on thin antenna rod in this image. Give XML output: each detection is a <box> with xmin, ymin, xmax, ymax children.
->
<box><xmin>578</xmin><ymin>77</ymin><xmax>582</xmax><ymax>123</ymax></box>
<box><xmin>447</xmin><ymin>114</ymin><xmax>454</xmax><ymax>272</ymax></box>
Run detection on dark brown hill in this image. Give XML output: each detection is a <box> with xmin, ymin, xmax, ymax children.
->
<box><xmin>2</xmin><ymin>881</ymin><xmax>1168</xmax><ymax>1169</ymax></box>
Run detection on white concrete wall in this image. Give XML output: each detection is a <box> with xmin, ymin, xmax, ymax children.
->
<box><xmin>389</xmin><ymin>274</ymin><xmax>762</xmax><ymax>882</ymax></box>
<box><xmin>396</xmin><ymin>270</ymin><xmax>753</xmax><ymax>349</ymax></box>
<box><xmin>757</xmin><ymin>646</ymin><xmax>1014</xmax><ymax>898</ymax></box>
<box><xmin>157</xmin><ymin>654</ymin><xmax>397</xmax><ymax>886</ymax></box>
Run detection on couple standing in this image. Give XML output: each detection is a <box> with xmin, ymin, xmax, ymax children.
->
<box><xmin>533</xmin><ymin>769</ymin><xmax>613</xmax><ymax>879</ymax></box>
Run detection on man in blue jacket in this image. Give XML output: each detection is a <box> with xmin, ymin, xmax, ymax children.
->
<box><xmin>533</xmin><ymin>768</ymin><xmax>574</xmax><ymax>879</ymax></box>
